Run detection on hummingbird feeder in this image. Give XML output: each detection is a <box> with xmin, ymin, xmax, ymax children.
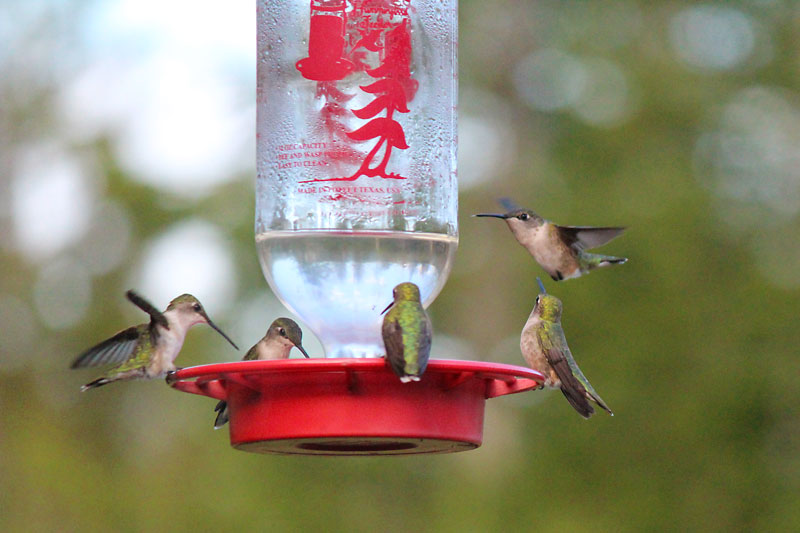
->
<box><xmin>170</xmin><ymin>359</ymin><xmax>543</xmax><ymax>455</ymax></box>
<box><xmin>169</xmin><ymin>0</ymin><xmax>544</xmax><ymax>455</ymax></box>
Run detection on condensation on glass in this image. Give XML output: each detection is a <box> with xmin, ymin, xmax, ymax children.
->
<box><xmin>256</xmin><ymin>0</ymin><xmax>458</xmax><ymax>358</ymax></box>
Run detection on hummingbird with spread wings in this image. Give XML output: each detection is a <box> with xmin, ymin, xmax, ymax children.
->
<box><xmin>71</xmin><ymin>290</ymin><xmax>238</xmax><ymax>391</ymax></box>
<box><xmin>475</xmin><ymin>198</ymin><xmax>627</xmax><ymax>281</ymax></box>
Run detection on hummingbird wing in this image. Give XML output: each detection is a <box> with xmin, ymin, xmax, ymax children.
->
<box><xmin>243</xmin><ymin>337</ymin><xmax>279</xmax><ymax>361</ymax></box>
<box><xmin>213</xmin><ymin>400</ymin><xmax>229</xmax><ymax>429</ymax></box>
<box><xmin>242</xmin><ymin>343</ymin><xmax>260</xmax><ymax>361</ymax></box>
<box><xmin>126</xmin><ymin>290</ymin><xmax>169</xmax><ymax>329</ymax></box>
<box><xmin>382</xmin><ymin>313</ymin><xmax>407</xmax><ymax>377</ymax></box>
<box><xmin>105</xmin><ymin>327</ymin><xmax>157</xmax><ymax>375</ymax></box>
<box><xmin>537</xmin><ymin>324</ymin><xmax>594</xmax><ymax>418</ymax></box>
<box><xmin>70</xmin><ymin>324</ymin><xmax>144</xmax><ymax>368</ymax></box>
<box><xmin>414</xmin><ymin>312</ymin><xmax>433</xmax><ymax>374</ymax></box>
<box><xmin>497</xmin><ymin>197</ymin><xmax>522</xmax><ymax>211</ymax></box>
<box><xmin>566</xmin><ymin>353</ymin><xmax>614</xmax><ymax>416</ymax></box>
<box><xmin>556</xmin><ymin>226</ymin><xmax>625</xmax><ymax>251</ymax></box>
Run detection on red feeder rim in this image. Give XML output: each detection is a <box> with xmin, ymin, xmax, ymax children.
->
<box><xmin>169</xmin><ymin>358</ymin><xmax>544</xmax><ymax>456</ymax></box>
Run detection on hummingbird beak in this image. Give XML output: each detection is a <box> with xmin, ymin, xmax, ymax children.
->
<box><xmin>380</xmin><ymin>301</ymin><xmax>394</xmax><ymax>315</ymax></box>
<box><xmin>204</xmin><ymin>316</ymin><xmax>239</xmax><ymax>350</ymax></box>
<box><xmin>536</xmin><ymin>277</ymin><xmax>547</xmax><ymax>294</ymax></box>
<box><xmin>295</xmin><ymin>343</ymin><xmax>310</xmax><ymax>359</ymax></box>
<box><xmin>473</xmin><ymin>213</ymin><xmax>508</xmax><ymax>219</ymax></box>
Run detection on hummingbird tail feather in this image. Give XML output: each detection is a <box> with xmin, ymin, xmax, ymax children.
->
<box><xmin>590</xmin><ymin>393</ymin><xmax>614</xmax><ymax>416</ymax></box>
<box><xmin>560</xmin><ymin>387</ymin><xmax>594</xmax><ymax>419</ymax></box>
<box><xmin>80</xmin><ymin>377</ymin><xmax>112</xmax><ymax>392</ymax></box>
<box><xmin>582</xmin><ymin>253</ymin><xmax>627</xmax><ymax>271</ymax></box>
<box><xmin>214</xmin><ymin>400</ymin><xmax>229</xmax><ymax>429</ymax></box>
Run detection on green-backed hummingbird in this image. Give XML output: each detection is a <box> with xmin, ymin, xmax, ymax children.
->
<box><xmin>475</xmin><ymin>198</ymin><xmax>627</xmax><ymax>281</ymax></box>
<box><xmin>213</xmin><ymin>317</ymin><xmax>309</xmax><ymax>429</ymax></box>
<box><xmin>381</xmin><ymin>282</ymin><xmax>432</xmax><ymax>383</ymax></box>
<box><xmin>71</xmin><ymin>290</ymin><xmax>238</xmax><ymax>391</ymax></box>
<box><xmin>521</xmin><ymin>278</ymin><xmax>613</xmax><ymax>418</ymax></box>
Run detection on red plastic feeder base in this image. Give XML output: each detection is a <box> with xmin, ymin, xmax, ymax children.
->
<box><xmin>169</xmin><ymin>359</ymin><xmax>544</xmax><ymax>456</ymax></box>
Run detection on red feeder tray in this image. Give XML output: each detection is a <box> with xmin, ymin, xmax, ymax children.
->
<box><xmin>169</xmin><ymin>358</ymin><xmax>544</xmax><ymax>456</ymax></box>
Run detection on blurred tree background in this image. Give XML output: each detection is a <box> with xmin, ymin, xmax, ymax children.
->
<box><xmin>2</xmin><ymin>0</ymin><xmax>799</xmax><ymax>531</ymax></box>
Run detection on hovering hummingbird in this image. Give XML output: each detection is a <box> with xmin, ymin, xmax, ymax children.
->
<box><xmin>213</xmin><ymin>317</ymin><xmax>309</xmax><ymax>429</ymax></box>
<box><xmin>521</xmin><ymin>278</ymin><xmax>613</xmax><ymax>418</ymax></box>
<box><xmin>475</xmin><ymin>198</ymin><xmax>627</xmax><ymax>281</ymax></box>
<box><xmin>381</xmin><ymin>282</ymin><xmax>432</xmax><ymax>383</ymax></box>
<box><xmin>71</xmin><ymin>290</ymin><xmax>238</xmax><ymax>391</ymax></box>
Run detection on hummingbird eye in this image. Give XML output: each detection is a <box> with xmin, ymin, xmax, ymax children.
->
<box><xmin>518</xmin><ymin>213</ymin><xmax>529</xmax><ymax>221</ymax></box>
<box><xmin>192</xmin><ymin>303</ymin><xmax>202</xmax><ymax>312</ymax></box>
<box><xmin>279</xmin><ymin>327</ymin><xmax>286</xmax><ymax>336</ymax></box>
<box><xmin>535</xmin><ymin>296</ymin><xmax>540</xmax><ymax>305</ymax></box>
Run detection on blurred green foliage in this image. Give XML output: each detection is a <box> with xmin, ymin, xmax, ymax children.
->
<box><xmin>2</xmin><ymin>1</ymin><xmax>800</xmax><ymax>532</ymax></box>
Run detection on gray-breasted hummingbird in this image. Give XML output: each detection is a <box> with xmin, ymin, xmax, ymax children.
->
<box><xmin>213</xmin><ymin>317</ymin><xmax>309</xmax><ymax>429</ymax></box>
<box><xmin>71</xmin><ymin>290</ymin><xmax>238</xmax><ymax>391</ymax></box>
<box><xmin>521</xmin><ymin>278</ymin><xmax>613</xmax><ymax>418</ymax></box>
<box><xmin>475</xmin><ymin>198</ymin><xmax>627</xmax><ymax>281</ymax></box>
<box><xmin>381</xmin><ymin>282</ymin><xmax>432</xmax><ymax>383</ymax></box>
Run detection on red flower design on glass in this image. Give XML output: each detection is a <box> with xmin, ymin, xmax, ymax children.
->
<box><xmin>297</xmin><ymin>6</ymin><xmax>417</xmax><ymax>183</ymax></box>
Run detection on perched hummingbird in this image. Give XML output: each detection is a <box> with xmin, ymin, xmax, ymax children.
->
<box><xmin>213</xmin><ymin>317</ymin><xmax>309</xmax><ymax>429</ymax></box>
<box><xmin>475</xmin><ymin>198</ymin><xmax>627</xmax><ymax>281</ymax></box>
<box><xmin>71</xmin><ymin>290</ymin><xmax>238</xmax><ymax>391</ymax></box>
<box><xmin>521</xmin><ymin>278</ymin><xmax>613</xmax><ymax>418</ymax></box>
<box><xmin>381</xmin><ymin>282</ymin><xmax>433</xmax><ymax>383</ymax></box>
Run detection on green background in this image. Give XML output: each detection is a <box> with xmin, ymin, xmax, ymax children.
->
<box><xmin>2</xmin><ymin>1</ymin><xmax>798</xmax><ymax>531</ymax></box>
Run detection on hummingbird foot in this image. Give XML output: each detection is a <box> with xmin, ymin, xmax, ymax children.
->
<box><xmin>165</xmin><ymin>370</ymin><xmax>179</xmax><ymax>385</ymax></box>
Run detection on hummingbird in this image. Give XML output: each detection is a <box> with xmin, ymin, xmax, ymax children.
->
<box><xmin>71</xmin><ymin>290</ymin><xmax>238</xmax><ymax>391</ymax></box>
<box><xmin>213</xmin><ymin>317</ymin><xmax>309</xmax><ymax>429</ymax></box>
<box><xmin>475</xmin><ymin>198</ymin><xmax>627</xmax><ymax>281</ymax></box>
<box><xmin>381</xmin><ymin>282</ymin><xmax>433</xmax><ymax>383</ymax></box>
<box><xmin>521</xmin><ymin>278</ymin><xmax>613</xmax><ymax>418</ymax></box>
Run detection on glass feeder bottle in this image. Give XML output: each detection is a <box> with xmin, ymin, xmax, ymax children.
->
<box><xmin>256</xmin><ymin>0</ymin><xmax>458</xmax><ymax>358</ymax></box>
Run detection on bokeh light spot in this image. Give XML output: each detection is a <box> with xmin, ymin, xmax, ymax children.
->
<box><xmin>459</xmin><ymin>88</ymin><xmax>518</xmax><ymax>190</ymax></box>
<box><xmin>514</xmin><ymin>48</ymin><xmax>588</xmax><ymax>112</ymax></box>
<box><xmin>77</xmin><ymin>200</ymin><xmax>133</xmax><ymax>276</ymax></box>
<box><xmin>697</xmin><ymin>86</ymin><xmax>800</xmax><ymax>217</ymax></box>
<box><xmin>55</xmin><ymin>0</ymin><xmax>256</xmax><ymax>198</ymax></box>
<box><xmin>571</xmin><ymin>57</ymin><xmax>636</xmax><ymax>127</ymax></box>
<box><xmin>669</xmin><ymin>5</ymin><xmax>756</xmax><ymax>71</ymax></box>
<box><xmin>11</xmin><ymin>144</ymin><xmax>96</xmax><ymax>261</ymax></box>
<box><xmin>113</xmin><ymin>58</ymin><xmax>253</xmax><ymax>196</ymax></box>
<box><xmin>133</xmin><ymin>219</ymin><xmax>237</xmax><ymax>313</ymax></box>
<box><xmin>33</xmin><ymin>257</ymin><xmax>92</xmax><ymax>330</ymax></box>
